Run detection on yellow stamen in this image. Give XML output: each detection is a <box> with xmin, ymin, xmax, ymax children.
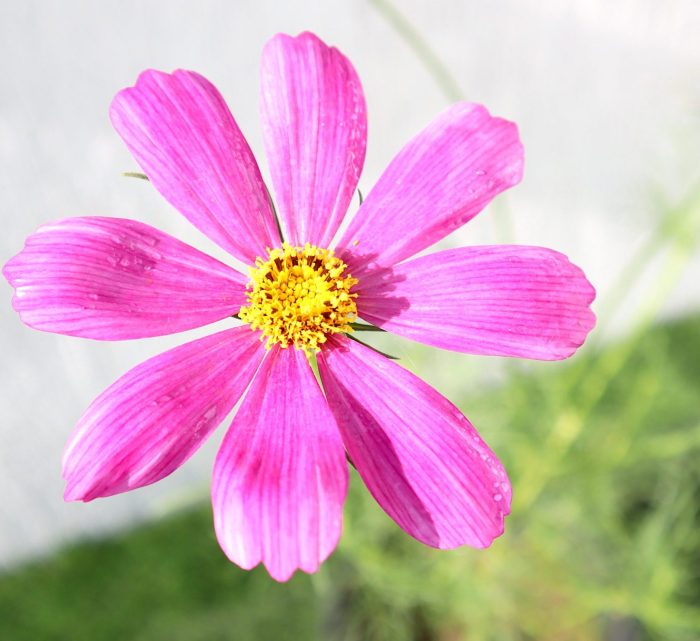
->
<box><xmin>239</xmin><ymin>243</ymin><xmax>359</xmax><ymax>351</ymax></box>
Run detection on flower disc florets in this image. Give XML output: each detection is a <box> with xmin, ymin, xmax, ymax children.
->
<box><xmin>239</xmin><ymin>243</ymin><xmax>358</xmax><ymax>351</ymax></box>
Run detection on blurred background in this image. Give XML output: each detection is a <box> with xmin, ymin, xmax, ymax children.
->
<box><xmin>1</xmin><ymin>1</ymin><xmax>699</xmax><ymax>639</ymax></box>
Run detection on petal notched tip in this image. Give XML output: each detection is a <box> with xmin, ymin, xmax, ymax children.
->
<box><xmin>451</xmin><ymin>100</ymin><xmax>526</xmax><ymax>182</ymax></box>
<box><xmin>215</xmin><ymin>542</ymin><xmax>331</xmax><ymax>584</ymax></box>
<box><xmin>265</xmin><ymin>30</ymin><xmax>326</xmax><ymax>51</ymax></box>
<box><xmin>550</xmin><ymin>257</ymin><xmax>597</xmax><ymax>360</ymax></box>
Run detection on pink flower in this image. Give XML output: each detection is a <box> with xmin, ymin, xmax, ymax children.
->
<box><xmin>3</xmin><ymin>32</ymin><xmax>595</xmax><ymax>581</ymax></box>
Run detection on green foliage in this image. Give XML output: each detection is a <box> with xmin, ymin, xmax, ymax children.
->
<box><xmin>0</xmin><ymin>508</ymin><xmax>319</xmax><ymax>641</ymax></box>
<box><xmin>1</xmin><ymin>316</ymin><xmax>699</xmax><ymax>641</ymax></box>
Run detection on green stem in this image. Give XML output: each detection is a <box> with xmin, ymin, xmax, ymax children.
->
<box><xmin>592</xmin><ymin>185</ymin><xmax>700</xmax><ymax>340</ymax></box>
<box><xmin>347</xmin><ymin>334</ymin><xmax>399</xmax><ymax>360</ymax></box>
<box><xmin>369</xmin><ymin>0</ymin><xmax>464</xmax><ymax>103</ymax></box>
<box><xmin>349</xmin><ymin>322</ymin><xmax>386</xmax><ymax>332</ymax></box>
<box><xmin>369</xmin><ymin>0</ymin><xmax>520</xmax><ymax>244</ymax></box>
<box><xmin>264</xmin><ymin>182</ymin><xmax>285</xmax><ymax>243</ymax></box>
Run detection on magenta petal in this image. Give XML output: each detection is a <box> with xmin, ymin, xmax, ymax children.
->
<box><xmin>2</xmin><ymin>217</ymin><xmax>248</xmax><ymax>340</ymax></box>
<box><xmin>63</xmin><ymin>326</ymin><xmax>265</xmax><ymax>501</ymax></box>
<box><xmin>336</xmin><ymin>103</ymin><xmax>523</xmax><ymax>274</ymax></box>
<box><xmin>212</xmin><ymin>346</ymin><xmax>348</xmax><ymax>582</ymax></box>
<box><xmin>358</xmin><ymin>246</ymin><xmax>596</xmax><ymax>360</ymax></box>
<box><xmin>260</xmin><ymin>32</ymin><xmax>367</xmax><ymax>247</ymax></box>
<box><xmin>317</xmin><ymin>335</ymin><xmax>511</xmax><ymax>549</ymax></box>
<box><xmin>110</xmin><ymin>69</ymin><xmax>280</xmax><ymax>263</ymax></box>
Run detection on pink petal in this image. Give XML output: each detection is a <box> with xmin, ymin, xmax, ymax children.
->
<box><xmin>212</xmin><ymin>346</ymin><xmax>348</xmax><ymax>582</ymax></box>
<box><xmin>63</xmin><ymin>326</ymin><xmax>265</xmax><ymax>501</ymax></box>
<box><xmin>317</xmin><ymin>335</ymin><xmax>511</xmax><ymax>549</ymax></box>
<box><xmin>2</xmin><ymin>217</ymin><xmax>248</xmax><ymax>340</ymax></box>
<box><xmin>336</xmin><ymin>103</ymin><xmax>523</xmax><ymax>275</ymax></box>
<box><xmin>260</xmin><ymin>32</ymin><xmax>367</xmax><ymax>247</ymax></box>
<box><xmin>358</xmin><ymin>246</ymin><xmax>596</xmax><ymax>360</ymax></box>
<box><xmin>110</xmin><ymin>69</ymin><xmax>280</xmax><ymax>264</ymax></box>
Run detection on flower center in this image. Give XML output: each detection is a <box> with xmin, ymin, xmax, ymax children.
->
<box><xmin>239</xmin><ymin>242</ymin><xmax>358</xmax><ymax>351</ymax></box>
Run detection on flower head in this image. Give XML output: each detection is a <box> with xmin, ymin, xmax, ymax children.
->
<box><xmin>239</xmin><ymin>242</ymin><xmax>358</xmax><ymax>351</ymax></box>
<box><xmin>3</xmin><ymin>32</ymin><xmax>595</xmax><ymax>581</ymax></box>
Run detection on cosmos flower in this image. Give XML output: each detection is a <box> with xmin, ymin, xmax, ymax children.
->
<box><xmin>2</xmin><ymin>32</ymin><xmax>595</xmax><ymax>581</ymax></box>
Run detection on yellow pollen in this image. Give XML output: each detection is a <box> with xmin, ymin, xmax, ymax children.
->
<box><xmin>238</xmin><ymin>242</ymin><xmax>359</xmax><ymax>351</ymax></box>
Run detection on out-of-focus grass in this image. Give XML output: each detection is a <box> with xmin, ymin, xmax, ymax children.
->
<box><xmin>0</xmin><ymin>314</ymin><xmax>698</xmax><ymax>641</ymax></box>
<box><xmin>0</xmin><ymin>506</ymin><xmax>320</xmax><ymax>641</ymax></box>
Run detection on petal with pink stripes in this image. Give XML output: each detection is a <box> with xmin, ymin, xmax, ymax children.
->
<box><xmin>358</xmin><ymin>245</ymin><xmax>596</xmax><ymax>360</ymax></box>
<box><xmin>260</xmin><ymin>32</ymin><xmax>367</xmax><ymax>246</ymax></box>
<box><xmin>110</xmin><ymin>69</ymin><xmax>280</xmax><ymax>263</ymax></box>
<box><xmin>2</xmin><ymin>217</ymin><xmax>248</xmax><ymax>340</ymax></box>
<box><xmin>318</xmin><ymin>335</ymin><xmax>511</xmax><ymax>549</ymax></box>
<box><xmin>336</xmin><ymin>103</ymin><xmax>523</xmax><ymax>276</ymax></box>
<box><xmin>212</xmin><ymin>346</ymin><xmax>348</xmax><ymax>582</ymax></box>
<box><xmin>63</xmin><ymin>326</ymin><xmax>265</xmax><ymax>501</ymax></box>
